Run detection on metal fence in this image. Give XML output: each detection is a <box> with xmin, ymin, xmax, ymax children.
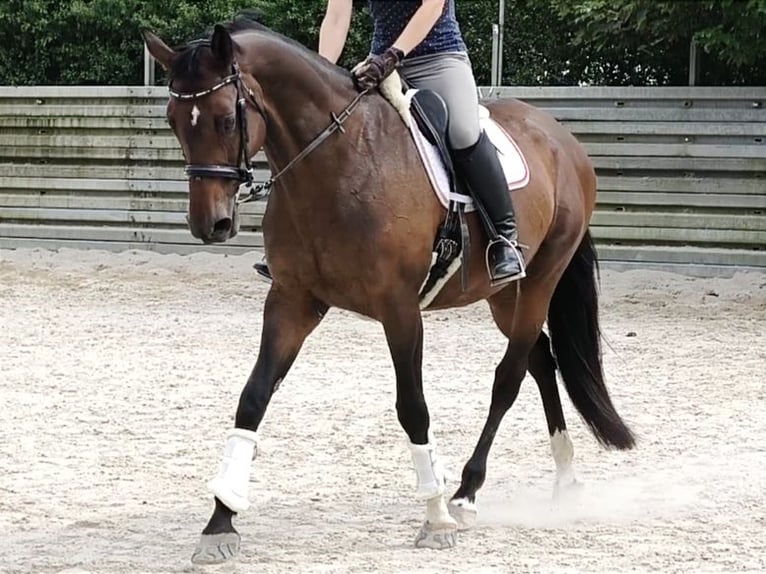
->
<box><xmin>1</xmin><ymin>85</ymin><xmax>764</xmax><ymax>276</ymax></box>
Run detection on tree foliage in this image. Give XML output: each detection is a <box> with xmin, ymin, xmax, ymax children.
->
<box><xmin>0</xmin><ymin>0</ymin><xmax>237</xmax><ymax>85</ymax></box>
<box><xmin>551</xmin><ymin>0</ymin><xmax>766</xmax><ymax>85</ymax></box>
<box><xmin>458</xmin><ymin>0</ymin><xmax>587</xmax><ymax>86</ymax></box>
<box><xmin>0</xmin><ymin>0</ymin><xmax>763</xmax><ymax>86</ymax></box>
<box><xmin>246</xmin><ymin>0</ymin><xmax>372</xmax><ymax>70</ymax></box>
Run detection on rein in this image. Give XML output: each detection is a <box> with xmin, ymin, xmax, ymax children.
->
<box><xmin>169</xmin><ymin>61</ymin><xmax>369</xmax><ymax>205</ymax></box>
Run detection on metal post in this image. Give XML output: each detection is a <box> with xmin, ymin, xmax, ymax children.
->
<box><xmin>144</xmin><ymin>44</ymin><xmax>155</xmax><ymax>86</ymax></box>
<box><xmin>688</xmin><ymin>37</ymin><xmax>699</xmax><ymax>86</ymax></box>
<box><xmin>491</xmin><ymin>23</ymin><xmax>499</xmax><ymax>87</ymax></box>
<box><xmin>497</xmin><ymin>0</ymin><xmax>505</xmax><ymax>85</ymax></box>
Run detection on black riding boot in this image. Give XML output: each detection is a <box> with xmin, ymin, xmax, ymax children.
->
<box><xmin>253</xmin><ymin>258</ymin><xmax>273</xmax><ymax>283</ymax></box>
<box><xmin>452</xmin><ymin>130</ymin><xmax>526</xmax><ymax>286</ymax></box>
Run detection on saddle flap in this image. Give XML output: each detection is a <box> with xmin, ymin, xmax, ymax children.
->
<box><xmin>410</xmin><ymin>90</ymin><xmax>449</xmax><ymax>147</ymax></box>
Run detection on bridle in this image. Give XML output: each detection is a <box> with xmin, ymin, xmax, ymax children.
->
<box><xmin>169</xmin><ymin>61</ymin><xmax>269</xmax><ymax>203</ymax></box>
<box><xmin>168</xmin><ymin>60</ymin><xmax>369</xmax><ymax>205</ymax></box>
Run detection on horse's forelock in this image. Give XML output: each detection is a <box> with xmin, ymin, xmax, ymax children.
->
<box><xmin>168</xmin><ymin>12</ymin><xmax>264</xmax><ymax>81</ymax></box>
<box><xmin>170</xmin><ymin>41</ymin><xmax>211</xmax><ymax>81</ymax></box>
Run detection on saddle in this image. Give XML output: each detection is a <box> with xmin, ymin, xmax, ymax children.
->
<box><xmin>409</xmin><ymin>89</ymin><xmax>474</xmax><ymax>305</ymax></box>
<box><xmin>378</xmin><ymin>72</ymin><xmax>530</xmax><ymax>309</ymax></box>
<box><xmin>410</xmin><ymin>90</ymin><xmax>454</xmax><ymax>186</ymax></box>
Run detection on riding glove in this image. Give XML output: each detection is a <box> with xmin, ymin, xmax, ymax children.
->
<box><xmin>352</xmin><ymin>47</ymin><xmax>404</xmax><ymax>91</ymax></box>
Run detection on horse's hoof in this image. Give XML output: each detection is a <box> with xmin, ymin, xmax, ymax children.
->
<box><xmin>448</xmin><ymin>497</ymin><xmax>477</xmax><ymax>530</ymax></box>
<box><xmin>191</xmin><ymin>532</ymin><xmax>241</xmax><ymax>565</ymax></box>
<box><xmin>414</xmin><ymin>522</ymin><xmax>458</xmax><ymax>549</ymax></box>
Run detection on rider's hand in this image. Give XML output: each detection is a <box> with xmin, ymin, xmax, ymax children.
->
<box><xmin>352</xmin><ymin>47</ymin><xmax>404</xmax><ymax>91</ymax></box>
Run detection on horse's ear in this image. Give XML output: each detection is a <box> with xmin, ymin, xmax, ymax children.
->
<box><xmin>211</xmin><ymin>24</ymin><xmax>234</xmax><ymax>66</ymax></box>
<box><xmin>142</xmin><ymin>29</ymin><xmax>176</xmax><ymax>71</ymax></box>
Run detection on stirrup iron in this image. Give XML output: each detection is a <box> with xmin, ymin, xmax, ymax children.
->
<box><xmin>485</xmin><ymin>236</ymin><xmax>526</xmax><ymax>286</ymax></box>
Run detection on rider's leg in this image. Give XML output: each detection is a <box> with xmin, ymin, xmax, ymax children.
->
<box><xmin>399</xmin><ymin>53</ymin><xmax>525</xmax><ymax>285</ymax></box>
<box><xmin>451</xmin><ymin>131</ymin><xmax>526</xmax><ymax>284</ymax></box>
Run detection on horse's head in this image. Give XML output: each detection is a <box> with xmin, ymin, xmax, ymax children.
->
<box><xmin>143</xmin><ymin>25</ymin><xmax>267</xmax><ymax>243</ymax></box>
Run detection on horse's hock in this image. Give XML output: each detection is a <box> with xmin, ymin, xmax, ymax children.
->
<box><xmin>0</xmin><ymin>85</ymin><xmax>764</xmax><ymax>275</ymax></box>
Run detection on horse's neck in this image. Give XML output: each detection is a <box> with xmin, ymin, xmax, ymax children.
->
<box><xmin>247</xmin><ymin>36</ymin><xmax>361</xmax><ymax>174</ymax></box>
<box><xmin>245</xmin><ymin>33</ymin><xmax>418</xmax><ymax>227</ymax></box>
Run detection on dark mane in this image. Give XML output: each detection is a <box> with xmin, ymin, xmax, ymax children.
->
<box><xmin>170</xmin><ymin>10</ymin><xmax>351</xmax><ymax>82</ymax></box>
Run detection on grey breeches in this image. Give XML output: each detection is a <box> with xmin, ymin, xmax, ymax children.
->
<box><xmin>398</xmin><ymin>52</ymin><xmax>481</xmax><ymax>150</ymax></box>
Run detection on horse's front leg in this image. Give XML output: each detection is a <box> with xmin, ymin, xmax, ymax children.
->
<box><xmin>382</xmin><ymin>301</ymin><xmax>458</xmax><ymax>550</ymax></box>
<box><xmin>191</xmin><ymin>287</ymin><xmax>327</xmax><ymax>565</ymax></box>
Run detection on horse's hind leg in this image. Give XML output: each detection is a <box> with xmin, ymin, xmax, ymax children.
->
<box><xmin>381</xmin><ymin>299</ymin><xmax>458</xmax><ymax>550</ymax></box>
<box><xmin>448</xmin><ymin>285</ymin><xmax>542</xmax><ymax>529</ymax></box>
<box><xmin>449</xmin><ymin>264</ymin><xmax>579</xmax><ymax>528</ymax></box>
<box><xmin>191</xmin><ymin>287</ymin><xmax>326</xmax><ymax>565</ymax></box>
<box><xmin>528</xmin><ymin>331</ymin><xmax>579</xmax><ymax>495</ymax></box>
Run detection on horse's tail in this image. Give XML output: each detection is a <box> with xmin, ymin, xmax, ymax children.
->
<box><xmin>547</xmin><ymin>230</ymin><xmax>635</xmax><ymax>450</ymax></box>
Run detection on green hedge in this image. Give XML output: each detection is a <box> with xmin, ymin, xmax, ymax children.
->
<box><xmin>1</xmin><ymin>0</ymin><xmax>762</xmax><ymax>86</ymax></box>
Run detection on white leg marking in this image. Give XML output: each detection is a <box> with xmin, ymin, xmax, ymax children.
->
<box><xmin>207</xmin><ymin>428</ymin><xmax>259</xmax><ymax>513</ymax></box>
<box><xmin>449</xmin><ymin>497</ymin><xmax>476</xmax><ymax>511</ymax></box>
<box><xmin>425</xmin><ymin>495</ymin><xmax>456</xmax><ymax>526</ymax></box>
<box><xmin>447</xmin><ymin>496</ymin><xmax>478</xmax><ymax>530</ymax></box>
<box><xmin>408</xmin><ymin>433</ymin><xmax>458</xmax><ymax>548</ymax></box>
<box><xmin>550</xmin><ymin>429</ymin><xmax>576</xmax><ymax>488</ymax></box>
<box><xmin>415</xmin><ymin>493</ymin><xmax>458</xmax><ymax>548</ymax></box>
<box><xmin>191</xmin><ymin>104</ymin><xmax>201</xmax><ymax>127</ymax></box>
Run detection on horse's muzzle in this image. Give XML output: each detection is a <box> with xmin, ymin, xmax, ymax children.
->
<box><xmin>205</xmin><ymin>216</ymin><xmax>233</xmax><ymax>243</ymax></box>
<box><xmin>188</xmin><ymin>205</ymin><xmax>240</xmax><ymax>244</ymax></box>
<box><xmin>187</xmin><ymin>180</ymin><xmax>241</xmax><ymax>243</ymax></box>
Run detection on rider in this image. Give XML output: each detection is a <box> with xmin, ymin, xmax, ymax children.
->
<box><xmin>255</xmin><ymin>0</ymin><xmax>526</xmax><ymax>285</ymax></box>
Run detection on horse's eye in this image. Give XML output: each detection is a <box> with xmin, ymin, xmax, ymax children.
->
<box><xmin>217</xmin><ymin>115</ymin><xmax>237</xmax><ymax>134</ymax></box>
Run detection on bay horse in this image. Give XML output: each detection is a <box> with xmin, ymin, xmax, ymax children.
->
<box><xmin>143</xmin><ymin>16</ymin><xmax>635</xmax><ymax>565</ymax></box>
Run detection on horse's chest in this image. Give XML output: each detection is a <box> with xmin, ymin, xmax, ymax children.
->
<box><xmin>263</xmin><ymin>201</ymin><xmax>385</xmax><ymax>282</ymax></box>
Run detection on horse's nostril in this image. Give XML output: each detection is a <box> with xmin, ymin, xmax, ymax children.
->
<box><xmin>213</xmin><ymin>217</ymin><xmax>232</xmax><ymax>235</ymax></box>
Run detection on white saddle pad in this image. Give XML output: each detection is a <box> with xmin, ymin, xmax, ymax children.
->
<box><xmin>403</xmin><ymin>90</ymin><xmax>530</xmax><ymax>212</ymax></box>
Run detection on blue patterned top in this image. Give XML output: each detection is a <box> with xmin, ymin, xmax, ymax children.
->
<box><xmin>368</xmin><ymin>0</ymin><xmax>467</xmax><ymax>59</ymax></box>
